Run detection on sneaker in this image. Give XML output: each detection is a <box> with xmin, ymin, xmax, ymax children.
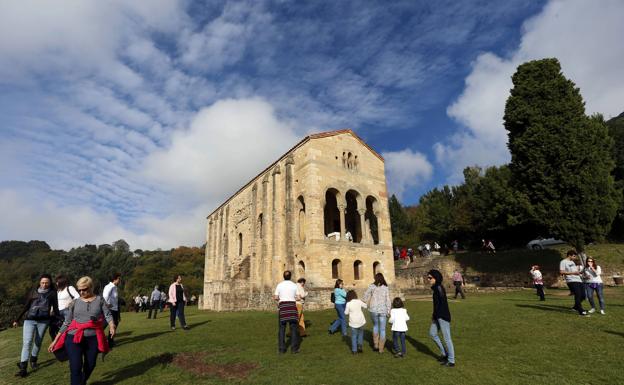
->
<box><xmin>394</xmin><ymin>353</ymin><xmax>403</xmax><ymax>358</ymax></box>
<box><xmin>600</xmin><ymin>310</ymin><xmax>605</xmax><ymax>315</ymax></box>
<box><xmin>171</xmin><ymin>326</ymin><xmax>176</xmax><ymax>330</ymax></box>
<box><xmin>580</xmin><ymin>311</ymin><xmax>590</xmax><ymax>317</ymax></box>
<box><xmin>443</xmin><ymin>362</ymin><xmax>455</xmax><ymax>367</ymax></box>
<box><xmin>588</xmin><ymin>308</ymin><xmax>596</xmax><ymax>314</ymax></box>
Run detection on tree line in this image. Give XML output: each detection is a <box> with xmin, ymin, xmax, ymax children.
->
<box><xmin>390</xmin><ymin>58</ymin><xmax>624</xmax><ymax>251</ymax></box>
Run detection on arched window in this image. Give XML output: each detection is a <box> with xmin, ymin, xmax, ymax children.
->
<box><xmin>257</xmin><ymin>213</ymin><xmax>263</xmax><ymax>239</ymax></box>
<box><xmin>353</xmin><ymin>260</ymin><xmax>363</xmax><ymax>280</ymax></box>
<box><xmin>373</xmin><ymin>261</ymin><xmax>381</xmax><ymax>276</ymax></box>
<box><xmin>297</xmin><ymin>196</ymin><xmax>306</xmax><ymax>242</ymax></box>
<box><xmin>238</xmin><ymin>233</ymin><xmax>243</xmax><ymax>256</ymax></box>
<box><xmin>324</xmin><ymin>189</ymin><xmax>340</xmax><ymax>237</ymax></box>
<box><xmin>332</xmin><ymin>259</ymin><xmax>341</xmax><ymax>279</ymax></box>
<box><xmin>345</xmin><ymin>190</ymin><xmax>362</xmax><ymax>243</ymax></box>
<box><xmin>366</xmin><ymin>196</ymin><xmax>380</xmax><ymax>244</ymax></box>
<box><xmin>297</xmin><ymin>260</ymin><xmax>305</xmax><ymax>278</ymax></box>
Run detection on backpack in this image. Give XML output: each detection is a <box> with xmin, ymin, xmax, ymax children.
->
<box><xmin>27</xmin><ymin>290</ymin><xmax>53</xmax><ymax>319</ymax></box>
<box><xmin>330</xmin><ymin>292</ymin><xmax>335</xmax><ymax>303</ymax></box>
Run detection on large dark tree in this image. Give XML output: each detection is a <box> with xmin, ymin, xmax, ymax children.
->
<box><xmin>504</xmin><ymin>58</ymin><xmax>619</xmax><ymax>251</ymax></box>
<box><xmin>606</xmin><ymin>112</ymin><xmax>624</xmax><ymax>240</ymax></box>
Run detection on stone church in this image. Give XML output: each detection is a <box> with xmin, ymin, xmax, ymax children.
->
<box><xmin>201</xmin><ymin>130</ymin><xmax>395</xmax><ymax>311</ymax></box>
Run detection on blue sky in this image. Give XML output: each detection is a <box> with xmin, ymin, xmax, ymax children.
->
<box><xmin>1</xmin><ymin>0</ymin><xmax>623</xmax><ymax>249</ymax></box>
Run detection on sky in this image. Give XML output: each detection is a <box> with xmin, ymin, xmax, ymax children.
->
<box><xmin>1</xmin><ymin>0</ymin><xmax>623</xmax><ymax>250</ymax></box>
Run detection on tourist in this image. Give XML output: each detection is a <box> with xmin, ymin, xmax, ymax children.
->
<box><xmin>434</xmin><ymin>242</ymin><xmax>441</xmax><ymax>253</ymax></box>
<box><xmin>427</xmin><ymin>269</ymin><xmax>455</xmax><ymax>367</ymax></box>
<box><xmin>102</xmin><ymin>273</ymin><xmax>121</xmax><ymax>345</ymax></box>
<box><xmin>13</xmin><ymin>273</ymin><xmax>59</xmax><ymax>377</ymax></box>
<box><xmin>400</xmin><ymin>247</ymin><xmax>407</xmax><ymax>260</ymax></box>
<box><xmin>394</xmin><ymin>247</ymin><xmax>400</xmax><ymax>260</ymax></box>
<box><xmin>50</xmin><ymin>275</ymin><xmax>79</xmax><ymax>338</ymax></box>
<box><xmin>148</xmin><ymin>286</ymin><xmax>161</xmax><ymax>319</ymax></box>
<box><xmin>344</xmin><ymin>290</ymin><xmax>367</xmax><ymax>354</ymax></box>
<box><xmin>160</xmin><ymin>290</ymin><xmax>167</xmax><ymax>312</ymax></box>
<box><xmin>168</xmin><ymin>274</ymin><xmax>189</xmax><ymax>330</ymax></box>
<box><xmin>48</xmin><ymin>276</ymin><xmax>114</xmax><ymax>385</ymax></box>
<box><xmin>296</xmin><ymin>278</ymin><xmax>308</xmax><ymax>337</ymax></box>
<box><xmin>274</xmin><ymin>270</ymin><xmax>299</xmax><ymax>354</ymax></box>
<box><xmin>362</xmin><ymin>273</ymin><xmax>391</xmax><ymax>353</ymax></box>
<box><xmin>583</xmin><ymin>257</ymin><xmax>605</xmax><ymax>314</ymax></box>
<box><xmin>328</xmin><ymin>279</ymin><xmax>347</xmax><ymax>336</ymax></box>
<box><xmin>134</xmin><ymin>294</ymin><xmax>142</xmax><ymax>312</ymax></box>
<box><xmin>530</xmin><ymin>265</ymin><xmax>545</xmax><ymax>301</ymax></box>
<box><xmin>559</xmin><ymin>250</ymin><xmax>588</xmax><ymax>316</ymax></box>
<box><xmin>452</xmin><ymin>270</ymin><xmax>465</xmax><ymax>299</ymax></box>
<box><xmin>424</xmin><ymin>243</ymin><xmax>431</xmax><ymax>257</ymax></box>
<box><xmin>141</xmin><ymin>294</ymin><xmax>149</xmax><ymax>311</ymax></box>
<box><xmin>389</xmin><ymin>297</ymin><xmax>409</xmax><ymax>358</ymax></box>
<box><xmin>452</xmin><ymin>240</ymin><xmax>459</xmax><ymax>254</ymax></box>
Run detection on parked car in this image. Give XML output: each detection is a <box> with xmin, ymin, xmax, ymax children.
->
<box><xmin>527</xmin><ymin>237</ymin><xmax>566</xmax><ymax>250</ymax></box>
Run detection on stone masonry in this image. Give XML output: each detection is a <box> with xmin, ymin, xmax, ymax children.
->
<box><xmin>201</xmin><ymin>130</ymin><xmax>396</xmax><ymax>311</ymax></box>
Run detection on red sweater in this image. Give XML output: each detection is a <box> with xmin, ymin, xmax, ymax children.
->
<box><xmin>52</xmin><ymin>318</ymin><xmax>109</xmax><ymax>354</ymax></box>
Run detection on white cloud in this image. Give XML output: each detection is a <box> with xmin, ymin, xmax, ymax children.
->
<box><xmin>382</xmin><ymin>149</ymin><xmax>433</xmax><ymax>199</ymax></box>
<box><xmin>437</xmin><ymin>0</ymin><xmax>624</xmax><ymax>182</ymax></box>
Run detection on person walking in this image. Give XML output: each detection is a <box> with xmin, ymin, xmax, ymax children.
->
<box><xmin>560</xmin><ymin>250</ymin><xmax>588</xmax><ymax>316</ymax></box>
<box><xmin>530</xmin><ymin>265</ymin><xmax>545</xmax><ymax>301</ymax></box>
<box><xmin>50</xmin><ymin>275</ymin><xmax>79</xmax><ymax>338</ymax></box>
<box><xmin>328</xmin><ymin>279</ymin><xmax>347</xmax><ymax>336</ymax></box>
<box><xmin>389</xmin><ymin>297</ymin><xmax>409</xmax><ymax>358</ymax></box>
<box><xmin>583</xmin><ymin>257</ymin><xmax>605</xmax><ymax>314</ymax></box>
<box><xmin>48</xmin><ymin>276</ymin><xmax>114</xmax><ymax>385</ymax></box>
<box><xmin>13</xmin><ymin>273</ymin><xmax>59</xmax><ymax>377</ymax></box>
<box><xmin>274</xmin><ymin>270</ymin><xmax>299</xmax><ymax>354</ymax></box>
<box><xmin>295</xmin><ymin>278</ymin><xmax>308</xmax><ymax>337</ymax></box>
<box><xmin>168</xmin><ymin>274</ymin><xmax>189</xmax><ymax>330</ymax></box>
<box><xmin>362</xmin><ymin>273</ymin><xmax>391</xmax><ymax>353</ymax></box>
<box><xmin>344</xmin><ymin>290</ymin><xmax>367</xmax><ymax>354</ymax></box>
<box><xmin>452</xmin><ymin>270</ymin><xmax>465</xmax><ymax>299</ymax></box>
<box><xmin>148</xmin><ymin>286</ymin><xmax>161</xmax><ymax>319</ymax></box>
<box><xmin>102</xmin><ymin>273</ymin><xmax>121</xmax><ymax>345</ymax></box>
<box><xmin>427</xmin><ymin>269</ymin><xmax>455</xmax><ymax>367</ymax></box>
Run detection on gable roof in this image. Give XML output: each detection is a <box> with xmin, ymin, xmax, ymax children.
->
<box><xmin>207</xmin><ymin>129</ymin><xmax>383</xmax><ymax>218</ymax></box>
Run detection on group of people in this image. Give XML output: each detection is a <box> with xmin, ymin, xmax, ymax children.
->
<box><xmin>133</xmin><ymin>287</ymin><xmax>167</xmax><ymax>318</ymax></box>
<box><xmin>12</xmin><ymin>272</ymin><xmax>191</xmax><ymax>383</ymax></box>
<box><xmin>273</xmin><ymin>270</ymin><xmax>456</xmax><ymax>366</ymax></box>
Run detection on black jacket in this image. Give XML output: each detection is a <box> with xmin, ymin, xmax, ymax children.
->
<box><xmin>16</xmin><ymin>289</ymin><xmax>59</xmax><ymax>322</ymax></box>
<box><xmin>431</xmin><ymin>284</ymin><xmax>451</xmax><ymax>323</ymax></box>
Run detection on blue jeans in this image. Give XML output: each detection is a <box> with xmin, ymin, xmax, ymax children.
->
<box><xmin>279</xmin><ymin>320</ymin><xmax>299</xmax><ymax>353</ymax></box>
<box><xmin>351</xmin><ymin>327</ymin><xmax>363</xmax><ymax>352</ymax></box>
<box><xmin>429</xmin><ymin>319</ymin><xmax>455</xmax><ymax>364</ymax></box>
<box><xmin>20</xmin><ymin>320</ymin><xmax>49</xmax><ymax>362</ymax></box>
<box><xmin>66</xmin><ymin>334</ymin><xmax>99</xmax><ymax>385</ymax></box>
<box><xmin>585</xmin><ymin>283</ymin><xmax>605</xmax><ymax>310</ymax></box>
<box><xmin>393</xmin><ymin>331</ymin><xmax>406</xmax><ymax>355</ymax></box>
<box><xmin>170</xmin><ymin>302</ymin><xmax>187</xmax><ymax>328</ymax></box>
<box><xmin>370</xmin><ymin>312</ymin><xmax>387</xmax><ymax>340</ymax></box>
<box><xmin>329</xmin><ymin>303</ymin><xmax>347</xmax><ymax>336</ymax></box>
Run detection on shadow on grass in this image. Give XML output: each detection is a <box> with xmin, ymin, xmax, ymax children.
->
<box><xmin>406</xmin><ymin>335</ymin><xmax>438</xmax><ymax>359</ymax></box>
<box><xmin>91</xmin><ymin>352</ymin><xmax>174</xmax><ymax>385</ymax></box>
<box><xmin>604</xmin><ymin>330</ymin><xmax>624</xmax><ymax>338</ymax></box>
<box><xmin>186</xmin><ymin>320</ymin><xmax>211</xmax><ymax>330</ymax></box>
<box><xmin>114</xmin><ymin>331</ymin><xmax>169</xmax><ymax>347</ymax></box>
<box><xmin>114</xmin><ymin>331</ymin><xmax>132</xmax><ymax>338</ymax></box>
<box><xmin>515</xmin><ymin>304</ymin><xmax>572</xmax><ymax>313</ymax></box>
<box><xmin>36</xmin><ymin>358</ymin><xmax>56</xmax><ymax>370</ymax></box>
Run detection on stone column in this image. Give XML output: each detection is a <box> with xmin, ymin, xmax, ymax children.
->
<box><xmin>251</xmin><ymin>184</ymin><xmax>258</xmax><ymax>290</ymax></box>
<box><xmin>374</xmin><ymin>210</ymin><xmax>382</xmax><ymax>245</ymax></box>
<box><xmin>216</xmin><ymin>210</ymin><xmax>223</xmax><ymax>280</ymax></box>
<box><xmin>358</xmin><ymin>208</ymin><xmax>367</xmax><ymax>244</ymax></box>
<box><xmin>284</xmin><ymin>156</ymin><xmax>295</xmax><ymax>271</ymax></box>
<box><xmin>338</xmin><ymin>203</ymin><xmax>346</xmax><ymax>241</ymax></box>
<box><xmin>271</xmin><ymin>165</ymin><xmax>281</xmax><ymax>284</ymax></box>
<box><xmin>223</xmin><ymin>206</ymin><xmax>230</xmax><ymax>280</ymax></box>
<box><xmin>261</xmin><ymin>174</ymin><xmax>269</xmax><ymax>290</ymax></box>
<box><xmin>206</xmin><ymin>218</ymin><xmax>213</xmax><ymax>281</ymax></box>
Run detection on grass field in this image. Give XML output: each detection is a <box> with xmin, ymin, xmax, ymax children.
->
<box><xmin>1</xmin><ymin>288</ymin><xmax>623</xmax><ymax>385</ymax></box>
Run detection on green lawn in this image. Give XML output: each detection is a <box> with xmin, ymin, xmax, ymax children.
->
<box><xmin>1</xmin><ymin>288</ymin><xmax>623</xmax><ymax>385</ymax></box>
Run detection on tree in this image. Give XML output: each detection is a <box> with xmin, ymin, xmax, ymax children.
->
<box><xmin>504</xmin><ymin>58</ymin><xmax>619</xmax><ymax>251</ymax></box>
<box><xmin>606</xmin><ymin>112</ymin><xmax>624</xmax><ymax>240</ymax></box>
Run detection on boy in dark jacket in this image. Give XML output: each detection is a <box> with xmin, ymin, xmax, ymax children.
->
<box><xmin>427</xmin><ymin>269</ymin><xmax>455</xmax><ymax>367</ymax></box>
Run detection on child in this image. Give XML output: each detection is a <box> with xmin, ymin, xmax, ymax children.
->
<box><xmin>389</xmin><ymin>297</ymin><xmax>409</xmax><ymax>358</ymax></box>
<box><xmin>344</xmin><ymin>290</ymin><xmax>367</xmax><ymax>354</ymax></box>
<box><xmin>530</xmin><ymin>265</ymin><xmax>545</xmax><ymax>301</ymax></box>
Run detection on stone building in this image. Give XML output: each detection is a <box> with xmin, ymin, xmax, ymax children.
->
<box><xmin>201</xmin><ymin>130</ymin><xmax>395</xmax><ymax>311</ymax></box>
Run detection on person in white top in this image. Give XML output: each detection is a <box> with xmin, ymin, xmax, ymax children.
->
<box><xmin>102</xmin><ymin>272</ymin><xmax>122</xmax><ymax>344</ymax></box>
<box><xmin>389</xmin><ymin>297</ymin><xmax>409</xmax><ymax>358</ymax></box>
<box><xmin>273</xmin><ymin>271</ymin><xmax>300</xmax><ymax>354</ymax></box>
<box><xmin>530</xmin><ymin>265</ymin><xmax>545</xmax><ymax>301</ymax></box>
<box><xmin>559</xmin><ymin>250</ymin><xmax>587</xmax><ymax>316</ymax></box>
<box><xmin>295</xmin><ymin>278</ymin><xmax>308</xmax><ymax>337</ymax></box>
<box><xmin>583</xmin><ymin>257</ymin><xmax>605</xmax><ymax>314</ymax></box>
<box><xmin>344</xmin><ymin>290</ymin><xmax>367</xmax><ymax>354</ymax></box>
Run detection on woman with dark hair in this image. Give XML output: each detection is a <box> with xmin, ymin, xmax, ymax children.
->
<box><xmin>363</xmin><ymin>273</ymin><xmax>391</xmax><ymax>353</ymax></box>
<box><xmin>344</xmin><ymin>290</ymin><xmax>367</xmax><ymax>354</ymax></box>
<box><xmin>328</xmin><ymin>279</ymin><xmax>347</xmax><ymax>336</ymax></box>
<box><xmin>168</xmin><ymin>274</ymin><xmax>189</xmax><ymax>330</ymax></box>
<box><xmin>427</xmin><ymin>269</ymin><xmax>455</xmax><ymax>367</ymax></box>
<box><xmin>50</xmin><ymin>275</ymin><xmax>79</xmax><ymax>338</ymax></box>
<box><xmin>49</xmin><ymin>276</ymin><xmax>114</xmax><ymax>385</ymax></box>
<box><xmin>13</xmin><ymin>273</ymin><xmax>59</xmax><ymax>377</ymax></box>
<box><xmin>583</xmin><ymin>257</ymin><xmax>605</xmax><ymax>314</ymax></box>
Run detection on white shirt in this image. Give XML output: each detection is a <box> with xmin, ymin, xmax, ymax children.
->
<box><xmin>560</xmin><ymin>259</ymin><xmax>582</xmax><ymax>283</ymax></box>
<box><xmin>57</xmin><ymin>286</ymin><xmax>79</xmax><ymax>311</ymax></box>
<box><xmin>274</xmin><ymin>280</ymin><xmax>298</xmax><ymax>302</ymax></box>
<box><xmin>583</xmin><ymin>265</ymin><xmax>603</xmax><ymax>284</ymax></box>
<box><xmin>389</xmin><ymin>308</ymin><xmax>410</xmax><ymax>332</ymax></box>
<box><xmin>345</xmin><ymin>299</ymin><xmax>367</xmax><ymax>328</ymax></box>
<box><xmin>296</xmin><ymin>283</ymin><xmax>308</xmax><ymax>304</ymax></box>
<box><xmin>103</xmin><ymin>282</ymin><xmax>119</xmax><ymax>311</ymax></box>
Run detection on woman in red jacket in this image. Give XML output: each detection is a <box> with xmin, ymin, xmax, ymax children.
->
<box><xmin>48</xmin><ymin>276</ymin><xmax>115</xmax><ymax>385</ymax></box>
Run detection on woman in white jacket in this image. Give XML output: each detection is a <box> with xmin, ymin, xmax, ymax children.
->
<box><xmin>583</xmin><ymin>257</ymin><xmax>605</xmax><ymax>314</ymax></box>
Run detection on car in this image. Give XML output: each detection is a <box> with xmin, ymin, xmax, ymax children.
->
<box><xmin>527</xmin><ymin>237</ymin><xmax>566</xmax><ymax>250</ymax></box>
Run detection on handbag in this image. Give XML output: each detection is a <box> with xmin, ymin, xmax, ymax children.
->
<box><xmin>52</xmin><ymin>334</ymin><xmax>69</xmax><ymax>362</ymax></box>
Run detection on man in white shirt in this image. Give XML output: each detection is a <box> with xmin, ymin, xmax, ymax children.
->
<box><xmin>559</xmin><ymin>250</ymin><xmax>587</xmax><ymax>316</ymax></box>
<box><xmin>274</xmin><ymin>270</ymin><xmax>300</xmax><ymax>354</ymax></box>
<box><xmin>103</xmin><ymin>272</ymin><xmax>122</xmax><ymax>344</ymax></box>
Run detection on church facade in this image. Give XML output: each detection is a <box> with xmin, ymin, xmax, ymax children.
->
<box><xmin>201</xmin><ymin>130</ymin><xmax>395</xmax><ymax>311</ymax></box>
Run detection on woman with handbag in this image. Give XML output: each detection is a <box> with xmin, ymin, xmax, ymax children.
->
<box><xmin>12</xmin><ymin>273</ymin><xmax>59</xmax><ymax>378</ymax></box>
<box><xmin>363</xmin><ymin>273</ymin><xmax>391</xmax><ymax>353</ymax></box>
<box><xmin>48</xmin><ymin>276</ymin><xmax>115</xmax><ymax>385</ymax></box>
